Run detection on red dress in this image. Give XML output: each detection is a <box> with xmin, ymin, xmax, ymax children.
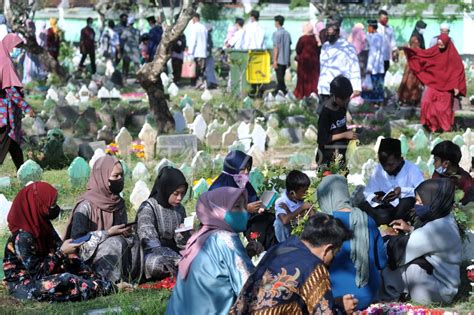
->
<box><xmin>294</xmin><ymin>35</ymin><xmax>320</xmax><ymax>99</ymax></box>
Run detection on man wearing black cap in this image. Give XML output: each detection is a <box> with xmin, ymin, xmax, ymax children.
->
<box><xmin>359</xmin><ymin>138</ymin><xmax>424</xmax><ymax>225</ymax></box>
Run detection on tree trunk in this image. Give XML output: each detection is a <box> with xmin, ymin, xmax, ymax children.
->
<box><xmin>137</xmin><ymin>0</ymin><xmax>194</xmax><ymax>133</ymax></box>
<box><xmin>4</xmin><ymin>0</ymin><xmax>69</xmax><ymax>80</ymax></box>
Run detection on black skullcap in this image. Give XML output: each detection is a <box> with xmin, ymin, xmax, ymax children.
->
<box><xmin>416</xmin><ymin>20</ymin><xmax>427</xmax><ymax>29</ymax></box>
<box><xmin>367</xmin><ymin>19</ymin><xmax>378</xmax><ymax>27</ymax></box>
<box><xmin>379</xmin><ymin>138</ymin><xmax>401</xmax><ymax>156</ymax></box>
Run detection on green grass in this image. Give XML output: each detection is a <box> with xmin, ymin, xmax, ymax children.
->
<box><xmin>0</xmin><ymin>287</ymin><xmax>171</xmax><ymax>315</ymax></box>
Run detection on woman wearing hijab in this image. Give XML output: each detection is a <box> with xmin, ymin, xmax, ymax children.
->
<box><xmin>136</xmin><ymin>166</ymin><xmax>189</xmax><ymax>281</ymax></box>
<box><xmin>0</xmin><ymin>33</ymin><xmax>35</xmax><ymax>171</ymax></box>
<box><xmin>294</xmin><ymin>22</ymin><xmax>320</xmax><ymax>100</ymax></box>
<box><xmin>166</xmin><ymin>187</ymin><xmax>254</xmax><ymax>315</ymax></box>
<box><xmin>64</xmin><ymin>155</ymin><xmax>140</xmax><ymax>283</ymax></box>
<box><xmin>398</xmin><ymin>20</ymin><xmax>426</xmax><ymax>107</ymax></box>
<box><xmin>46</xmin><ymin>18</ymin><xmax>61</xmax><ymax>60</ymax></box>
<box><xmin>381</xmin><ymin>179</ymin><xmax>462</xmax><ymax>304</ymax></box>
<box><xmin>3</xmin><ymin>182</ymin><xmax>116</xmax><ymax>302</ymax></box>
<box><xmin>404</xmin><ymin>33</ymin><xmax>466</xmax><ymax>132</ymax></box>
<box><xmin>317</xmin><ymin>175</ymin><xmax>387</xmax><ymax>310</ymax></box>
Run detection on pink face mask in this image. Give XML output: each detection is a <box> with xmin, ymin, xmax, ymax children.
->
<box><xmin>223</xmin><ymin>171</ymin><xmax>249</xmax><ymax>189</ymax></box>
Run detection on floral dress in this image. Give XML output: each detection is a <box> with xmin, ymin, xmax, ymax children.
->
<box><xmin>0</xmin><ymin>87</ymin><xmax>32</xmax><ymax>143</ymax></box>
<box><xmin>3</xmin><ymin>230</ymin><xmax>115</xmax><ymax>302</ymax></box>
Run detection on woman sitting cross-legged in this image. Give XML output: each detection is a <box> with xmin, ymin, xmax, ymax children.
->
<box><xmin>166</xmin><ymin>187</ymin><xmax>255</xmax><ymax>315</ymax></box>
<box><xmin>317</xmin><ymin>175</ymin><xmax>387</xmax><ymax>310</ymax></box>
<box><xmin>381</xmin><ymin>178</ymin><xmax>462</xmax><ymax>305</ymax></box>
<box><xmin>136</xmin><ymin>166</ymin><xmax>190</xmax><ymax>281</ymax></box>
<box><xmin>64</xmin><ymin>155</ymin><xmax>140</xmax><ymax>283</ymax></box>
<box><xmin>3</xmin><ymin>182</ymin><xmax>116</xmax><ymax>302</ymax></box>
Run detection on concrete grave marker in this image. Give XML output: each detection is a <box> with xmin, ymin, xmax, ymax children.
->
<box><xmin>115</xmin><ymin>127</ymin><xmax>133</xmax><ymax>156</ymax></box>
<box><xmin>130</xmin><ymin>180</ymin><xmax>150</xmax><ymax>210</ymax></box>
<box><xmin>138</xmin><ymin>123</ymin><xmax>158</xmax><ymax>161</ymax></box>
<box><xmin>191</xmin><ymin>114</ymin><xmax>207</xmax><ymax>141</ymax></box>
<box><xmin>183</xmin><ymin>104</ymin><xmax>195</xmax><ymax>125</ymax></box>
<box><xmin>412</xmin><ymin>129</ymin><xmax>429</xmax><ymax>151</ymax></box>
<box><xmin>156</xmin><ymin>134</ymin><xmax>198</xmax><ymax>157</ymax></box>
<box><xmin>89</xmin><ymin>149</ymin><xmax>106</xmax><ymax>168</ymax></box>
<box><xmin>17</xmin><ymin>160</ymin><xmax>43</xmax><ymax>186</ymax></box>
<box><xmin>251</xmin><ymin>123</ymin><xmax>267</xmax><ymax>152</ymax></box>
<box><xmin>68</xmin><ymin>157</ymin><xmax>90</xmax><ymax>186</ymax></box>
<box><xmin>132</xmin><ymin>162</ymin><xmax>150</xmax><ymax>182</ymax></box>
<box><xmin>155</xmin><ymin>158</ymin><xmax>176</xmax><ymax>176</ymax></box>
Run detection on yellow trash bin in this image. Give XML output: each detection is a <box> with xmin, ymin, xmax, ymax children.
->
<box><xmin>246</xmin><ymin>50</ymin><xmax>271</xmax><ymax>84</ymax></box>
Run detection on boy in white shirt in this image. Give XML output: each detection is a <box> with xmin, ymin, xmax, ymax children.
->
<box><xmin>274</xmin><ymin>170</ymin><xmax>312</xmax><ymax>242</ymax></box>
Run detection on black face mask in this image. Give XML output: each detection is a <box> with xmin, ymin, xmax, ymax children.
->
<box><xmin>327</xmin><ymin>34</ymin><xmax>338</xmax><ymax>44</ymax></box>
<box><xmin>109</xmin><ymin>179</ymin><xmax>124</xmax><ymax>194</ymax></box>
<box><xmin>46</xmin><ymin>205</ymin><xmax>61</xmax><ymax>220</ymax></box>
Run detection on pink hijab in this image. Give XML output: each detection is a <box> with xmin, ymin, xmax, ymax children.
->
<box><xmin>350</xmin><ymin>23</ymin><xmax>366</xmax><ymax>55</ymax></box>
<box><xmin>179</xmin><ymin>187</ymin><xmax>248</xmax><ymax>279</ymax></box>
<box><xmin>0</xmin><ymin>33</ymin><xmax>24</xmax><ymax>89</ymax></box>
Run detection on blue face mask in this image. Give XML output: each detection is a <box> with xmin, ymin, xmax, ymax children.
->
<box><xmin>414</xmin><ymin>204</ymin><xmax>431</xmax><ymax>221</ymax></box>
<box><xmin>435</xmin><ymin>166</ymin><xmax>446</xmax><ymax>175</ymax></box>
<box><xmin>224</xmin><ymin>210</ymin><xmax>249</xmax><ymax>233</ymax></box>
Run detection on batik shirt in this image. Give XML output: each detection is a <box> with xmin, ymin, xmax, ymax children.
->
<box><xmin>0</xmin><ymin>87</ymin><xmax>32</xmax><ymax>143</ymax></box>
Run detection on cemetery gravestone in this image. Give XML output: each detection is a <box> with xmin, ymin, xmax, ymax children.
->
<box><xmin>0</xmin><ymin>194</ymin><xmax>12</xmax><ymax>229</ymax></box>
<box><xmin>68</xmin><ymin>157</ymin><xmax>90</xmax><ymax>186</ymax></box>
<box><xmin>130</xmin><ymin>180</ymin><xmax>150</xmax><ymax>210</ymax></box>
<box><xmin>183</xmin><ymin>104</ymin><xmax>194</xmax><ymax>125</ymax></box>
<box><xmin>453</xmin><ymin>135</ymin><xmax>465</xmax><ymax>148</ymax></box>
<box><xmin>248</xmin><ymin>145</ymin><xmax>264</xmax><ymax>167</ymax></box>
<box><xmin>412</xmin><ymin>129</ymin><xmax>429</xmax><ymax>151</ymax></box>
<box><xmin>222</xmin><ymin>128</ymin><xmax>237</xmax><ymax>147</ymax></box>
<box><xmin>168</xmin><ymin>83</ymin><xmax>179</xmax><ymax>97</ymax></box>
<box><xmin>79</xmin><ymin>85</ymin><xmax>90</xmax><ymax>103</ymax></box>
<box><xmin>249</xmin><ymin>168</ymin><xmax>265</xmax><ymax>192</ymax></box>
<box><xmin>156</xmin><ymin>134</ymin><xmax>198</xmax><ymax>157</ymax></box>
<box><xmin>115</xmin><ymin>127</ymin><xmax>133</xmax><ymax>156</ymax></box>
<box><xmin>201</xmin><ymin>89</ymin><xmax>213</xmax><ymax>102</ymax></box>
<box><xmin>17</xmin><ymin>160</ymin><xmax>43</xmax><ymax>186</ymax></box>
<box><xmin>192</xmin><ymin>151</ymin><xmax>212</xmax><ymax>171</ymax></box>
<box><xmin>191</xmin><ymin>114</ymin><xmax>207</xmax><ymax>141</ymax></box>
<box><xmin>206</xmin><ymin>129</ymin><xmax>222</xmax><ymax>149</ymax></box>
<box><xmin>193</xmin><ymin>178</ymin><xmax>209</xmax><ymax>198</ymax></box>
<box><xmin>266</xmin><ymin>127</ymin><xmax>279</xmax><ymax>147</ymax></box>
<box><xmin>304</xmin><ymin>125</ymin><xmax>318</xmax><ymax>142</ymax></box>
<box><xmin>89</xmin><ymin>149</ymin><xmax>106</xmax><ymax>168</ymax></box>
<box><xmin>430</xmin><ymin>137</ymin><xmax>444</xmax><ymax>151</ymax></box>
<box><xmin>173</xmin><ymin>111</ymin><xmax>187</xmax><ymax>133</ymax></box>
<box><xmin>155</xmin><ymin>158</ymin><xmax>176</xmax><ymax>176</ymax></box>
<box><xmin>138</xmin><ymin>123</ymin><xmax>158</xmax><ymax>161</ymax></box>
<box><xmin>252</xmin><ymin>124</ymin><xmax>267</xmax><ymax>152</ymax></box>
<box><xmin>267</xmin><ymin>114</ymin><xmax>279</xmax><ymax>129</ymax></box>
<box><xmin>399</xmin><ymin>134</ymin><xmax>409</xmax><ymax>156</ymax></box>
<box><xmin>133</xmin><ymin>162</ymin><xmax>151</xmax><ymax>182</ymax></box>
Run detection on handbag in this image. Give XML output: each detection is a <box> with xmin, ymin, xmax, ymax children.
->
<box><xmin>181</xmin><ymin>53</ymin><xmax>196</xmax><ymax>79</ymax></box>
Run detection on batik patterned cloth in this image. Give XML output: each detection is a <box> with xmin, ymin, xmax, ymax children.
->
<box><xmin>0</xmin><ymin>87</ymin><xmax>31</xmax><ymax>143</ymax></box>
<box><xmin>3</xmin><ymin>230</ymin><xmax>115</xmax><ymax>302</ymax></box>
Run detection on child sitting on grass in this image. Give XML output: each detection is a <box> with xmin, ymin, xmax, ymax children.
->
<box><xmin>273</xmin><ymin>170</ymin><xmax>313</xmax><ymax>242</ymax></box>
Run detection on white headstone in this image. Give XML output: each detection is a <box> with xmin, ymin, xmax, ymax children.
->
<box><xmin>191</xmin><ymin>114</ymin><xmax>207</xmax><ymax>141</ymax></box>
<box><xmin>267</xmin><ymin>114</ymin><xmax>279</xmax><ymax>129</ymax></box>
<box><xmin>463</xmin><ymin>128</ymin><xmax>474</xmax><ymax>147</ymax></box>
<box><xmin>161</xmin><ymin>72</ymin><xmax>170</xmax><ymax>88</ymax></box>
<box><xmin>138</xmin><ymin>123</ymin><xmax>158</xmax><ymax>161</ymax></box>
<box><xmin>65</xmin><ymin>91</ymin><xmax>79</xmax><ymax>106</ymax></box>
<box><xmin>248</xmin><ymin>144</ymin><xmax>264</xmax><ymax>166</ymax></box>
<box><xmin>79</xmin><ymin>85</ymin><xmax>90</xmax><ymax>103</ymax></box>
<box><xmin>88</xmin><ymin>81</ymin><xmax>98</xmax><ymax>96</ymax></box>
<box><xmin>183</xmin><ymin>104</ymin><xmax>194</xmax><ymax>125</ymax></box>
<box><xmin>130</xmin><ymin>180</ymin><xmax>150</xmax><ymax>210</ymax></box>
<box><xmin>251</xmin><ymin>124</ymin><xmax>267</xmax><ymax>152</ymax></box>
<box><xmin>361</xmin><ymin>159</ymin><xmax>377</xmax><ymax>184</ymax></box>
<box><xmin>452</xmin><ymin>135</ymin><xmax>465</xmax><ymax>148</ymax></box>
<box><xmin>206</xmin><ymin>129</ymin><xmax>221</xmax><ymax>148</ymax></box>
<box><xmin>168</xmin><ymin>82</ymin><xmax>179</xmax><ymax>97</ymax></box>
<box><xmin>275</xmin><ymin>91</ymin><xmax>286</xmax><ymax>104</ymax></box>
<box><xmin>201</xmin><ymin>89</ymin><xmax>213</xmax><ymax>102</ymax></box>
<box><xmin>46</xmin><ymin>87</ymin><xmax>59</xmax><ymax>103</ymax></box>
<box><xmin>0</xmin><ymin>194</ymin><xmax>12</xmax><ymax>229</ymax></box>
<box><xmin>191</xmin><ymin>151</ymin><xmax>212</xmax><ymax>170</ymax></box>
<box><xmin>31</xmin><ymin>117</ymin><xmax>46</xmax><ymax>136</ymax></box>
<box><xmin>374</xmin><ymin>136</ymin><xmax>385</xmax><ymax>153</ymax></box>
<box><xmin>89</xmin><ymin>148</ymin><xmax>106</xmax><ymax>168</ymax></box>
<box><xmin>132</xmin><ymin>162</ymin><xmax>150</xmax><ymax>182</ymax></box>
<box><xmin>264</xmin><ymin>92</ymin><xmax>275</xmax><ymax>107</ymax></box>
<box><xmin>412</xmin><ymin>129</ymin><xmax>429</xmax><ymax>151</ymax></box>
<box><xmin>427</xmin><ymin>155</ymin><xmax>435</xmax><ymax>176</ymax></box>
<box><xmin>304</xmin><ymin>125</ymin><xmax>318</xmax><ymax>142</ymax></box>
<box><xmin>115</xmin><ymin>127</ymin><xmax>133</xmax><ymax>156</ymax></box>
<box><xmin>460</xmin><ymin>145</ymin><xmax>472</xmax><ymax>172</ymax></box>
<box><xmin>266</xmin><ymin>126</ymin><xmax>279</xmax><ymax>147</ymax></box>
<box><xmin>207</xmin><ymin>119</ymin><xmax>221</xmax><ymax>133</ymax></box>
<box><xmin>110</xmin><ymin>88</ymin><xmax>121</xmax><ymax>98</ymax></box>
<box><xmin>98</xmin><ymin>87</ymin><xmax>110</xmax><ymax>99</ymax></box>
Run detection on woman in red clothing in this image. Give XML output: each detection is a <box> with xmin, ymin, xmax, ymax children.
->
<box><xmin>294</xmin><ymin>23</ymin><xmax>321</xmax><ymax>100</ymax></box>
<box><xmin>46</xmin><ymin>18</ymin><xmax>61</xmax><ymax>60</ymax></box>
<box><xmin>404</xmin><ymin>33</ymin><xmax>466</xmax><ymax>132</ymax></box>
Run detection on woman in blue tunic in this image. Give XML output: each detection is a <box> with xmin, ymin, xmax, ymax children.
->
<box><xmin>317</xmin><ymin>175</ymin><xmax>387</xmax><ymax>310</ymax></box>
<box><xmin>166</xmin><ymin>187</ymin><xmax>254</xmax><ymax>315</ymax></box>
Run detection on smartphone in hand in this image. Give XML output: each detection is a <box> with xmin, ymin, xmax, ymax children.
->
<box><xmin>124</xmin><ymin>221</ymin><xmax>137</xmax><ymax>228</ymax></box>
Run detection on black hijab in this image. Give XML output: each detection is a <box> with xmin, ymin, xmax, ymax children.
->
<box><xmin>411</xmin><ymin>20</ymin><xmax>426</xmax><ymax>49</ymax></box>
<box><xmin>149</xmin><ymin>166</ymin><xmax>188</xmax><ymax>208</ymax></box>
<box><xmin>415</xmin><ymin>178</ymin><xmax>455</xmax><ymax>224</ymax></box>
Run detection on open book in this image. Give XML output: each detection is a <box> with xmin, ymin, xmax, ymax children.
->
<box><xmin>175</xmin><ymin>214</ymin><xmax>196</xmax><ymax>233</ymax></box>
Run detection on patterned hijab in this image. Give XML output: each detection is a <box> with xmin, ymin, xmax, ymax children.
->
<box><xmin>8</xmin><ymin>182</ymin><xmax>58</xmax><ymax>255</ymax></box>
<box><xmin>65</xmin><ymin>155</ymin><xmax>125</xmax><ymax>238</ymax></box>
<box><xmin>0</xmin><ymin>33</ymin><xmax>24</xmax><ymax>89</ymax></box>
<box><xmin>179</xmin><ymin>187</ymin><xmax>248</xmax><ymax>279</ymax></box>
<box><xmin>317</xmin><ymin>175</ymin><xmax>370</xmax><ymax>287</ymax></box>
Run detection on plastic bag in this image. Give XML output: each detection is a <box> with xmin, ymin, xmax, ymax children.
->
<box><xmin>181</xmin><ymin>53</ymin><xmax>196</xmax><ymax>79</ymax></box>
<box><xmin>362</xmin><ymin>75</ymin><xmax>373</xmax><ymax>91</ymax></box>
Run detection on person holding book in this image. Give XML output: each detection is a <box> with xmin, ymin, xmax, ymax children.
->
<box><xmin>358</xmin><ymin>138</ymin><xmax>424</xmax><ymax>225</ymax></box>
<box><xmin>136</xmin><ymin>166</ymin><xmax>190</xmax><ymax>281</ymax></box>
<box><xmin>274</xmin><ymin>170</ymin><xmax>313</xmax><ymax>242</ymax></box>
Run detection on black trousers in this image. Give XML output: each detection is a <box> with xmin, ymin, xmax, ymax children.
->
<box><xmin>274</xmin><ymin>64</ymin><xmax>287</xmax><ymax>94</ymax></box>
<box><xmin>0</xmin><ymin>127</ymin><xmax>24</xmax><ymax>171</ymax></box>
<box><xmin>382</xmin><ymin>60</ymin><xmax>390</xmax><ymax>79</ymax></box>
<box><xmin>359</xmin><ymin>197</ymin><xmax>416</xmax><ymax>226</ymax></box>
<box><xmin>79</xmin><ymin>51</ymin><xmax>96</xmax><ymax>74</ymax></box>
<box><xmin>172</xmin><ymin>58</ymin><xmax>183</xmax><ymax>83</ymax></box>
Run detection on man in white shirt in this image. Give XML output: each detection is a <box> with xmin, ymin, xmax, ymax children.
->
<box><xmin>187</xmin><ymin>13</ymin><xmax>208</xmax><ymax>87</ymax></box>
<box><xmin>362</xmin><ymin>20</ymin><xmax>385</xmax><ymax>104</ymax></box>
<box><xmin>243</xmin><ymin>10</ymin><xmax>266</xmax><ymax>50</ymax></box>
<box><xmin>318</xmin><ymin>23</ymin><xmax>361</xmax><ymax>112</ymax></box>
<box><xmin>429</xmin><ymin>23</ymin><xmax>452</xmax><ymax>48</ymax></box>
<box><xmin>377</xmin><ymin>10</ymin><xmax>398</xmax><ymax>77</ymax></box>
<box><xmin>226</xmin><ymin>18</ymin><xmax>245</xmax><ymax>49</ymax></box>
<box><xmin>359</xmin><ymin>138</ymin><xmax>425</xmax><ymax>226</ymax></box>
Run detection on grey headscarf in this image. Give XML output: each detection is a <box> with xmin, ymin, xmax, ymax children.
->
<box><xmin>317</xmin><ymin>175</ymin><xmax>369</xmax><ymax>287</ymax></box>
